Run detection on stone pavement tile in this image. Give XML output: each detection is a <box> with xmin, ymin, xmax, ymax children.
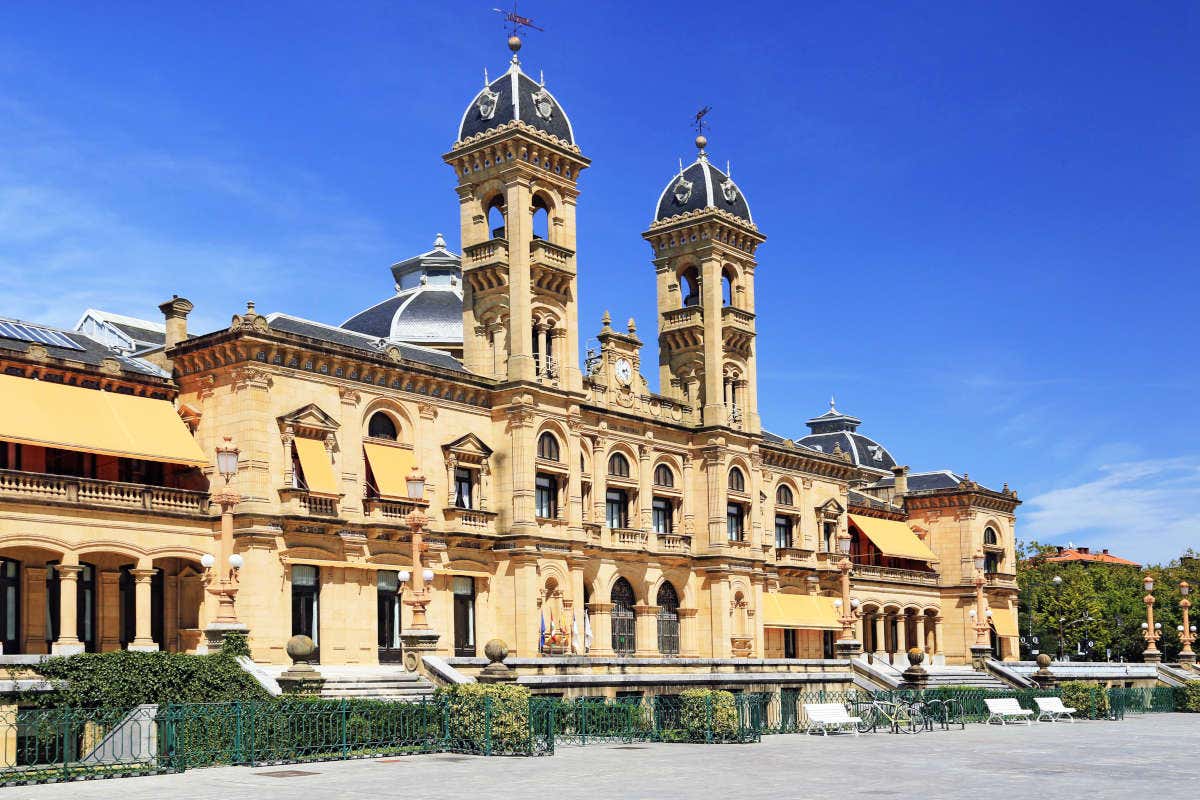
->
<box><xmin>4</xmin><ymin>714</ymin><xmax>1198</xmax><ymax>800</ymax></box>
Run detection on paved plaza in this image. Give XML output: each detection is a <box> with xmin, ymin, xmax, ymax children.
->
<box><xmin>7</xmin><ymin>714</ymin><xmax>1198</xmax><ymax>800</ymax></box>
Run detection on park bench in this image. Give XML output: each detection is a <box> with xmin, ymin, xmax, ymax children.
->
<box><xmin>804</xmin><ymin>703</ymin><xmax>861</xmax><ymax>736</ymax></box>
<box><xmin>1034</xmin><ymin>697</ymin><xmax>1077</xmax><ymax>723</ymax></box>
<box><xmin>984</xmin><ymin>697</ymin><xmax>1034</xmax><ymax>726</ymax></box>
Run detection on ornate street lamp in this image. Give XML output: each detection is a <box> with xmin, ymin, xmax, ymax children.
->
<box><xmin>204</xmin><ymin>436</ymin><xmax>247</xmax><ymax>652</ymax></box>
<box><xmin>1180</xmin><ymin>581</ymin><xmax>1196</xmax><ymax>665</ymax></box>
<box><xmin>970</xmin><ymin>549</ymin><xmax>991</xmax><ymax>665</ymax></box>
<box><xmin>1142</xmin><ymin>574</ymin><xmax>1161</xmax><ymax>663</ymax></box>
<box><xmin>833</xmin><ymin>527</ymin><xmax>861</xmax><ymax>657</ymax></box>
<box><xmin>398</xmin><ymin>465</ymin><xmax>439</xmax><ymax>670</ymax></box>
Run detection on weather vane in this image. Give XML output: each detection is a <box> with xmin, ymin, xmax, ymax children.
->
<box><xmin>493</xmin><ymin>2</ymin><xmax>544</xmax><ymax>38</ymax></box>
<box><xmin>692</xmin><ymin>106</ymin><xmax>712</xmax><ymax>151</ymax></box>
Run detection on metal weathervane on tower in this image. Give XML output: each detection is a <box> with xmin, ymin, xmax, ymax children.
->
<box><xmin>693</xmin><ymin>106</ymin><xmax>712</xmax><ymax>153</ymax></box>
<box><xmin>493</xmin><ymin>2</ymin><xmax>543</xmax><ymax>59</ymax></box>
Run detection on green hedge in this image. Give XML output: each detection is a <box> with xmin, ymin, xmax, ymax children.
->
<box><xmin>1059</xmin><ymin>681</ymin><xmax>1110</xmax><ymax>719</ymax></box>
<box><xmin>433</xmin><ymin>683</ymin><xmax>538</xmax><ymax>755</ymax></box>
<box><xmin>33</xmin><ymin>651</ymin><xmax>270</xmax><ymax>709</ymax></box>
<box><xmin>1174</xmin><ymin>682</ymin><xmax>1200</xmax><ymax>712</ymax></box>
<box><xmin>654</xmin><ymin>689</ymin><xmax>740</xmax><ymax>743</ymax></box>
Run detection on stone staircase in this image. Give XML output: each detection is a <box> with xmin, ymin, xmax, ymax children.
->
<box><xmin>310</xmin><ymin>666</ymin><xmax>435</xmax><ymax>701</ymax></box>
<box><xmin>852</xmin><ymin>657</ymin><xmax>1016</xmax><ymax>690</ymax></box>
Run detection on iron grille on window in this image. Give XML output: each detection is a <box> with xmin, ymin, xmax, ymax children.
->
<box><xmin>611</xmin><ymin>578</ymin><xmax>636</xmax><ymax>655</ymax></box>
<box><xmin>656</xmin><ymin>582</ymin><xmax>680</xmax><ymax>655</ymax></box>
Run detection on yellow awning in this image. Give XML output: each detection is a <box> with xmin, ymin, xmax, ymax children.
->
<box><xmin>990</xmin><ymin>606</ymin><xmax>1019</xmax><ymax>638</ymax></box>
<box><xmin>0</xmin><ymin>373</ymin><xmax>207</xmax><ymax>467</ymax></box>
<box><xmin>363</xmin><ymin>442</ymin><xmax>416</xmax><ymax>499</ymax></box>
<box><xmin>761</xmin><ymin>593</ymin><xmax>842</xmax><ymax>631</ymax></box>
<box><xmin>849</xmin><ymin>514</ymin><xmax>938</xmax><ymax>562</ymax></box>
<box><xmin>293</xmin><ymin>437</ymin><xmax>338</xmax><ymax>495</ymax></box>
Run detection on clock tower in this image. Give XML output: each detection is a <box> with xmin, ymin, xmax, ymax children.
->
<box><xmin>591</xmin><ymin>310</ymin><xmax>647</xmax><ymax>401</ymax></box>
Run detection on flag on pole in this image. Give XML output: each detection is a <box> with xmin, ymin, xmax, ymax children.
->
<box><xmin>571</xmin><ymin>610</ymin><xmax>581</xmax><ymax>654</ymax></box>
<box><xmin>584</xmin><ymin>611</ymin><xmax>593</xmax><ymax>651</ymax></box>
<box><xmin>538</xmin><ymin>612</ymin><xmax>546</xmax><ymax>652</ymax></box>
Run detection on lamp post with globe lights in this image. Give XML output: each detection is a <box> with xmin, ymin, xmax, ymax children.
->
<box><xmin>1142</xmin><ymin>574</ymin><xmax>1161</xmax><ymax>663</ymax></box>
<box><xmin>833</xmin><ymin>528</ymin><xmax>862</xmax><ymax>656</ymax></box>
<box><xmin>397</xmin><ymin>466</ymin><xmax>439</xmax><ymax>669</ymax></box>
<box><xmin>204</xmin><ymin>436</ymin><xmax>248</xmax><ymax>652</ymax></box>
<box><xmin>1178</xmin><ymin>581</ymin><xmax>1195</xmax><ymax>665</ymax></box>
<box><xmin>969</xmin><ymin>549</ymin><xmax>992</xmax><ymax>665</ymax></box>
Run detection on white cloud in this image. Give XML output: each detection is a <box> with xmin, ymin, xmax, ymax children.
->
<box><xmin>1022</xmin><ymin>457</ymin><xmax>1200</xmax><ymax>564</ymax></box>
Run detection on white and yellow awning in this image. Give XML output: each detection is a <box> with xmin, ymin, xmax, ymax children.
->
<box><xmin>849</xmin><ymin>514</ymin><xmax>938</xmax><ymax>563</ymax></box>
<box><xmin>293</xmin><ymin>437</ymin><xmax>339</xmax><ymax>495</ymax></box>
<box><xmin>990</xmin><ymin>606</ymin><xmax>1019</xmax><ymax>638</ymax></box>
<box><xmin>761</xmin><ymin>593</ymin><xmax>842</xmax><ymax>631</ymax></box>
<box><xmin>362</xmin><ymin>441</ymin><xmax>417</xmax><ymax>499</ymax></box>
<box><xmin>0</xmin><ymin>373</ymin><xmax>206</xmax><ymax>467</ymax></box>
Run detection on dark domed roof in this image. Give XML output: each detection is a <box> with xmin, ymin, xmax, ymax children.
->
<box><xmin>342</xmin><ymin>234</ymin><xmax>464</xmax><ymax>346</ymax></box>
<box><xmin>794</xmin><ymin>400</ymin><xmax>897</xmax><ymax>473</ymax></box>
<box><xmin>458</xmin><ymin>56</ymin><xmax>574</xmax><ymax>145</ymax></box>
<box><xmin>654</xmin><ymin>153</ymin><xmax>752</xmax><ymax>224</ymax></box>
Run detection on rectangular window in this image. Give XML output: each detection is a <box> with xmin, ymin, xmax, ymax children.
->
<box><xmin>727</xmin><ymin>503</ymin><xmax>744</xmax><ymax>541</ymax></box>
<box><xmin>775</xmin><ymin>516</ymin><xmax>793</xmax><ymax>549</ymax></box>
<box><xmin>652</xmin><ymin>497</ymin><xmax>673</xmax><ymax>534</ymax></box>
<box><xmin>606</xmin><ymin>488</ymin><xmax>628</xmax><ymax>529</ymax></box>
<box><xmin>535</xmin><ymin>473</ymin><xmax>558</xmax><ymax>519</ymax></box>
<box><xmin>783</xmin><ymin>628</ymin><xmax>798</xmax><ymax>659</ymax></box>
<box><xmin>0</xmin><ymin>443</ymin><xmax>20</xmax><ymax>471</ymax></box>
<box><xmin>454</xmin><ymin>467</ymin><xmax>473</xmax><ymax>509</ymax></box>
<box><xmin>984</xmin><ymin>552</ymin><xmax>1001</xmax><ymax>573</ymax></box>
<box><xmin>823</xmin><ymin>521</ymin><xmax>836</xmax><ymax>552</ymax></box>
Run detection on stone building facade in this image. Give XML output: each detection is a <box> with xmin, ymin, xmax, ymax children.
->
<box><xmin>0</xmin><ymin>37</ymin><xmax>1021</xmax><ymax>673</ymax></box>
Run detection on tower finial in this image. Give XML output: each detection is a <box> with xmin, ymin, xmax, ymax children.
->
<box><xmin>692</xmin><ymin>105</ymin><xmax>711</xmax><ymax>155</ymax></box>
<box><xmin>830</xmin><ymin>394</ymin><xmax>837</xmax><ymax>411</ymax></box>
<box><xmin>493</xmin><ymin>3</ymin><xmax>543</xmax><ymax>63</ymax></box>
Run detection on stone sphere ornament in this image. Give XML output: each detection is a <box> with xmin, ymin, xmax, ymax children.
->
<box><xmin>907</xmin><ymin>647</ymin><xmax>925</xmax><ymax>666</ymax></box>
<box><xmin>484</xmin><ymin>638</ymin><xmax>509</xmax><ymax>664</ymax></box>
<box><xmin>1036</xmin><ymin>652</ymin><xmax>1052</xmax><ymax>669</ymax></box>
<box><xmin>508</xmin><ymin>35</ymin><xmax>522</xmax><ymax>53</ymax></box>
<box><xmin>286</xmin><ymin>634</ymin><xmax>316</xmax><ymax>664</ymax></box>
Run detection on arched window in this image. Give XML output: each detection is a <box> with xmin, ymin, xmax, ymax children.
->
<box><xmin>776</xmin><ymin>483</ymin><xmax>794</xmax><ymax>506</ymax></box>
<box><xmin>367</xmin><ymin>412</ymin><xmax>397</xmax><ymax>441</ymax></box>
<box><xmin>608</xmin><ymin>452</ymin><xmax>631</xmax><ymax>478</ymax></box>
<box><xmin>983</xmin><ymin>526</ymin><xmax>999</xmax><ymax>546</ymax></box>
<box><xmin>531</xmin><ymin>194</ymin><xmax>550</xmax><ymax>241</ymax></box>
<box><xmin>728</xmin><ymin>467</ymin><xmax>745</xmax><ymax>492</ymax></box>
<box><xmin>656</xmin><ymin>581</ymin><xmax>680</xmax><ymax>655</ymax></box>
<box><xmin>611</xmin><ymin>578</ymin><xmax>636</xmax><ymax>656</ymax></box>
<box><xmin>653</xmin><ymin>464</ymin><xmax>674</xmax><ymax>488</ymax></box>
<box><xmin>721</xmin><ymin>267</ymin><xmax>735</xmax><ymax>307</ymax></box>
<box><xmin>486</xmin><ymin>196</ymin><xmax>506</xmax><ymax>239</ymax></box>
<box><xmin>537</xmin><ymin>432</ymin><xmax>560</xmax><ymax>462</ymax></box>
<box><xmin>679</xmin><ymin>267</ymin><xmax>700</xmax><ymax>308</ymax></box>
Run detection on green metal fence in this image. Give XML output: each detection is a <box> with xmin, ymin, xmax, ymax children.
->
<box><xmin>0</xmin><ymin>706</ymin><xmax>165</xmax><ymax>785</ymax></box>
<box><xmin>549</xmin><ymin>693</ymin><xmax>763</xmax><ymax>745</ymax></box>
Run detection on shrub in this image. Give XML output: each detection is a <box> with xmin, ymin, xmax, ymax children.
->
<box><xmin>434</xmin><ymin>683</ymin><xmax>533</xmax><ymax>754</ymax></box>
<box><xmin>221</xmin><ymin>632</ymin><xmax>251</xmax><ymax>658</ymax></box>
<box><xmin>33</xmin><ymin>650</ymin><xmax>271</xmax><ymax>709</ymax></box>
<box><xmin>660</xmin><ymin>689</ymin><xmax>738</xmax><ymax>742</ymax></box>
<box><xmin>1059</xmin><ymin>681</ymin><xmax>1109</xmax><ymax>719</ymax></box>
<box><xmin>1175</xmin><ymin>681</ymin><xmax>1200</xmax><ymax>713</ymax></box>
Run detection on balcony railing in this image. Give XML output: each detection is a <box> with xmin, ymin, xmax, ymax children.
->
<box><xmin>442</xmin><ymin>506</ymin><xmax>497</xmax><ymax>535</ymax></box>
<box><xmin>854</xmin><ymin>564</ymin><xmax>941</xmax><ymax>586</ymax></box>
<box><xmin>0</xmin><ymin>468</ymin><xmax>209</xmax><ymax>515</ymax></box>
<box><xmin>986</xmin><ymin>571</ymin><xmax>1018</xmax><ymax>588</ymax></box>
<box><xmin>362</xmin><ymin>496</ymin><xmax>422</xmax><ymax>521</ymax></box>
<box><xmin>661</xmin><ymin>306</ymin><xmax>702</xmax><ymax>329</ymax></box>
<box><xmin>529</xmin><ymin>239</ymin><xmax>573</xmax><ymax>269</ymax></box>
<box><xmin>721</xmin><ymin>306</ymin><xmax>756</xmax><ymax>327</ymax></box>
<box><xmin>653</xmin><ymin>532</ymin><xmax>691</xmax><ymax>553</ymax></box>
<box><xmin>462</xmin><ymin>238</ymin><xmax>508</xmax><ymax>269</ymax></box>
<box><xmin>280</xmin><ymin>487</ymin><xmax>341</xmax><ymax>517</ymax></box>
<box><xmin>611</xmin><ymin>527</ymin><xmax>648</xmax><ymax>548</ymax></box>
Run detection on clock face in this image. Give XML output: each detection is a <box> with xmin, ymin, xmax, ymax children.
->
<box><xmin>615</xmin><ymin>358</ymin><xmax>633</xmax><ymax>385</ymax></box>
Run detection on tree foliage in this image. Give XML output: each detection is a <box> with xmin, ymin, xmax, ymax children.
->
<box><xmin>1018</xmin><ymin>541</ymin><xmax>1200</xmax><ymax>661</ymax></box>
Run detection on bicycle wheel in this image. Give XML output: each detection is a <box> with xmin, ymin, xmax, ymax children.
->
<box><xmin>852</xmin><ymin>702</ymin><xmax>877</xmax><ymax>733</ymax></box>
<box><xmin>892</xmin><ymin>702</ymin><xmax>918</xmax><ymax>734</ymax></box>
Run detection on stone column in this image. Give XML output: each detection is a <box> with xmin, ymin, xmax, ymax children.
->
<box><xmin>638</xmin><ymin>443</ymin><xmax>653</xmax><ymax>531</ymax></box>
<box><xmin>922</xmin><ymin>614</ymin><xmax>934</xmax><ymax>655</ymax></box>
<box><xmin>567</xmin><ymin>558</ymin><xmax>587</xmax><ymax>653</ymax></box>
<box><xmin>512</xmin><ymin>556</ymin><xmax>538</xmax><ymax>657</ymax></box>
<box><xmin>445</xmin><ymin>454</ymin><xmax>458</xmax><ymax>508</ymax></box>
<box><xmin>507</xmin><ymin>406</ymin><xmax>536</xmax><ymax>533</ymax></box>
<box><xmin>587</xmin><ymin>602</ymin><xmax>614</xmax><ymax>657</ymax></box>
<box><xmin>504</xmin><ymin>178</ymin><xmax>536</xmax><ymax>382</ymax></box>
<box><xmin>591</xmin><ymin>437</ymin><xmax>606</xmax><ymax>525</ymax></box>
<box><xmin>700</xmin><ymin>253</ymin><xmax>726</xmax><ymax>427</ymax></box>
<box><xmin>566</xmin><ymin>424</ymin><xmax>583</xmax><ymax>537</ymax></box>
<box><xmin>129</xmin><ymin>565</ymin><xmax>158</xmax><ymax>652</ymax></box>
<box><xmin>52</xmin><ymin>562</ymin><xmax>84</xmax><ymax>655</ymax></box>
<box><xmin>893</xmin><ymin>614</ymin><xmax>907</xmax><ymax>665</ymax></box>
<box><xmin>708</xmin><ymin>573</ymin><xmax>731</xmax><ymax>658</ymax></box>
<box><xmin>934</xmin><ymin>616</ymin><xmax>945</xmax><ymax>661</ymax></box>
<box><xmin>704</xmin><ymin>445</ymin><xmax>726</xmax><ymax>547</ymax></box>
<box><xmin>679</xmin><ymin>608</ymin><xmax>700</xmax><ymax>657</ymax></box>
<box><xmin>634</xmin><ymin>604</ymin><xmax>658</xmax><ymax>657</ymax></box>
<box><xmin>682</xmin><ymin>456</ymin><xmax>696</xmax><ymax>536</ymax></box>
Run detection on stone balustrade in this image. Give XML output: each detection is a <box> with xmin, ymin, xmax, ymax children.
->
<box><xmin>0</xmin><ymin>468</ymin><xmax>209</xmax><ymax>515</ymax></box>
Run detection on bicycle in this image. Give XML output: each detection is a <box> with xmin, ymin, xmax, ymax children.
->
<box><xmin>849</xmin><ymin>697</ymin><xmax>922</xmax><ymax>734</ymax></box>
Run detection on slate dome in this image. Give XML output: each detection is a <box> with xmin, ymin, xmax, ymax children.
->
<box><xmin>654</xmin><ymin>149</ymin><xmax>753</xmax><ymax>224</ymax></box>
<box><xmin>795</xmin><ymin>399</ymin><xmax>897</xmax><ymax>473</ymax></box>
<box><xmin>457</xmin><ymin>48</ymin><xmax>575</xmax><ymax>145</ymax></box>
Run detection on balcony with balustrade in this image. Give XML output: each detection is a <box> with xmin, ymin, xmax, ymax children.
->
<box><xmin>854</xmin><ymin>563</ymin><xmax>941</xmax><ymax>586</ymax></box>
<box><xmin>441</xmin><ymin>506</ymin><xmax>498</xmax><ymax>536</ymax></box>
<box><xmin>0</xmin><ymin>468</ymin><xmax>210</xmax><ymax>516</ymax></box>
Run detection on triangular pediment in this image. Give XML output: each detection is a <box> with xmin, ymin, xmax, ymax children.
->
<box><xmin>278</xmin><ymin>403</ymin><xmax>339</xmax><ymax>434</ymax></box>
<box><xmin>816</xmin><ymin>497</ymin><xmax>845</xmax><ymax>515</ymax></box>
<box><xmin>443</xmin><ymin>432</ymin><xmax>493</xmax><ymax>459</ymax></box>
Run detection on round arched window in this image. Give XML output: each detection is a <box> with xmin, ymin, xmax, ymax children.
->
<box><xmin>654</xmin><ymin>464</ymin><xmax>674</xmax><ymax>488</ymax></box>
<box><xmin>537</xmin><ymin>432</ymin><xmax>561</xmax><ymax>462</ymax></box>
<box><xmin>728</xmin><ymin>467</ymin><xmax>745</xmax><ymax>493</ymax></box>
<box><xmin>608</xmin><ymin>453</ymin><xmax>631</xmax><ymax>478</ymax></box>
<box><xmin>776</xmin><ymin>484</ymin><xmax>794</xmax><ymax>506</ymax></box>
<box><xmin>611</xmin><ymin>578</ymin><xmax>636</xmax><ymax>656</ymax></box>
<box><xmin>367</xmin><ymin>412</ymin><xmax>397</xmax><ymax>441</ymax></box>
<box><xmin>984</xmin><ymin>527</ymin><xmax>999</xmax><ymax>546</ymax></box>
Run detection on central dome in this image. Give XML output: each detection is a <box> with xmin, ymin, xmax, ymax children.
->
<box><xmin>794</xmin><ymin>400</ymin><xmax>897</xmax><ymax>473</ymax></box>
<box><xmin>457</xmin><ymin>50</ymin><xmax>575</xmax><ymax>145</ymax></box>
<box><xmin>654</xmin><ymin>150</ymin><xmax>753</xmax><ymax>224</ymax></box>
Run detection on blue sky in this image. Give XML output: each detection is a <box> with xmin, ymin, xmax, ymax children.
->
<box><xmin>1</xmin><ymin>2</ymin><xmax>1197</xmax><ymax>562</ymax></box>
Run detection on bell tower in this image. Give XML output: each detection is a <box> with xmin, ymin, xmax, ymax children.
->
<box><xmin>443</xmin><ymin>36</ymin><xmax>589</xmax><ymax>390</ymax></box>
<box><xmin>643</xmin><ymin>135</ymin><xmax>765</xmax><ymax>431</ymax></box>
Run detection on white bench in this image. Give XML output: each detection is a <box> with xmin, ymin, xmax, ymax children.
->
<box><xmin>804</xmin><ymin>703</ymin><xmax>860</xmax><ymax>736</ymax></box>
<box><xmin>984</xmin><ymin>697</ymin><xmax>1034</xmax><ymax>726</ymax></box>
<box><xmin>1034</xmin><ymin>696</ymin><xmax>1077</xmax><ymax>723</ymax></box>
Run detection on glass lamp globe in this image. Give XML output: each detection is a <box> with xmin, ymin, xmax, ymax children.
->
<box><xmin>229</xmin><ymin>553</ymin><xmax>244</xmax><ymax>570</ymax></box>
<box><xmin>397</xmin><ymin>570</ymin><xmax>411</xmax><ymax>584</ymax></box>
<box><xmin>200</xmin><ymin>553</ymin><xmax>215</xmax><ymax>569</ymax></box>
<box><xmin>1144</xmin><ymin>575</ymin><xmax>1155</xmax><ymax>592</ymax></box>
<box><xmin>422</xmin><ymin>568</ymin><xmax>435</xmax><ymax>583</ymax></box>
<box><xmin>406</xmin><ymin>466</ymin><xmax>426</xmax><ymax>501</ymax></box>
